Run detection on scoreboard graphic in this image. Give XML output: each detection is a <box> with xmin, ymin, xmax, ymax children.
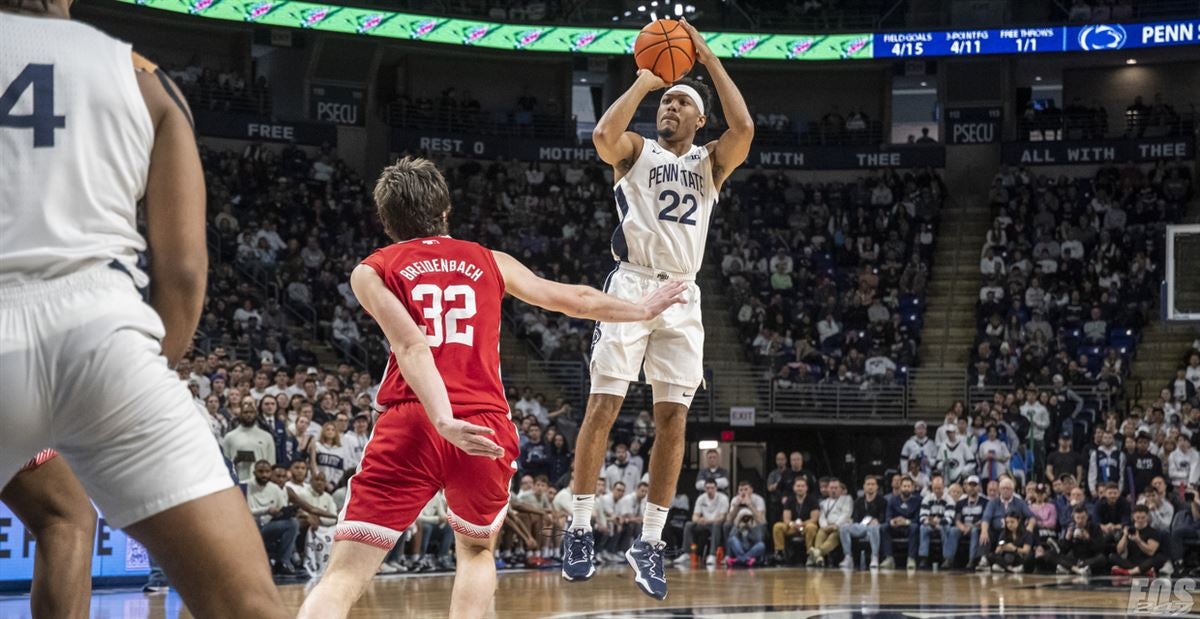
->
<box><xmin>121</xmin><ymin>0</ymin><xmax>1198</xmax><ymax>61</ymax></box>
<box><xmin>874</xmin><ymin>20</ymin><xmax>1198</xmax><ymax>58</ymax></box>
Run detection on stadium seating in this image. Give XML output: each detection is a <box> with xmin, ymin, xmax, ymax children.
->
<box><xmin>970</xmin><ymin>160</ymin><xmax>1194</xmax><ymax>391</ymax></box>
<box><xmin>713</xmin><ymin>167</ymin><xmax>944</xmax><ymax>386</ymax></box>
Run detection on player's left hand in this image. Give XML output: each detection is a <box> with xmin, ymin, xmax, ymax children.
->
<box><xmin>436</xmin><ymin>417</ymin><xmax>506</xmax><ymax>459</ymax></box>
<box><xmin>679</xmin><ymin>18</ymin><xmax>715</xmax><ymax>65</ymax></box>
<box><xmin>638</xmin><ymin>280</ymin><xmax>688</xmax><ymax>319</ymax></box>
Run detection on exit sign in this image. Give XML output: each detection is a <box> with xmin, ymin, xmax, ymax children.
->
<box><xmin>730</xmin><ymin>407</ymin><xmax>756</xmax><ymax>427</ymax></box>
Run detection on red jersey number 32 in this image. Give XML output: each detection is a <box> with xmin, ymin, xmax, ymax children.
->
<box><xmin>411</xmin><ymin>284</ymin><xmax>477</xmax><ymax>346</ymax></box>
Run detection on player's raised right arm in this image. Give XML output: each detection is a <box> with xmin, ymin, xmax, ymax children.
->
<box><xmin>592</xmin><ymin>70</ymin><xmax>663</xmax><ymax>172</ymax></box>
<box><xmin>493</xmin><ymin>251</ymin><xmax>686</xmax><ymax>321</ymax></box>
<box><xmin>349</xmin><ymin>265</ymin><xmax>504</xmax><ymax>459</ymax></box>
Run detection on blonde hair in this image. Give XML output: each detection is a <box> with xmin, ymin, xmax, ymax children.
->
<box><xmin>320</xmin><ymin>422</ymin><xmax>341</xmax><ymax>447</ymax></box>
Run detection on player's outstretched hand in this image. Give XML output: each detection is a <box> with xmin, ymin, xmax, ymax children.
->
<box><xmin>679</xmin><ymin>18</ymin><xmax>715</xmax><ymax>65</ymax></box>
<box><xmin>638</xmin><ymin>280</ymin><xmax>687</xmax><ymax>319</ymax></box>
<box><xmin>636</xmin><ymin>68</ymin><xmax>668</xmax><ymax>91</ymax></box>
<box><xmin>436</xmin><ymin>418</ymin><xmax>506</xmax><ymax>459</ymax></box>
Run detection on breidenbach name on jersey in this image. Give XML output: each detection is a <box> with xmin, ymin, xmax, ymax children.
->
<box><xmin>397</xmin><ymin>258</ymin><xmax>486</xmax><ymax>282</ymax></box>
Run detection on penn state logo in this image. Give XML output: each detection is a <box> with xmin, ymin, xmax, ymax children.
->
<box><xmin>1078</xmin><ymin>24</ymin><xmax>1127</xmax><ymax>50</ymax></box>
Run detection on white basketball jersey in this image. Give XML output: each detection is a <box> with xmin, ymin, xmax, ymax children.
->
<box><xmin>610</xmin><ymin>139</ymin><xmax>718</xmax><ymax>275</ymax></box>
<box><xmin>0</xmin><ymin>13</ymin><xmax>153</xmax><ymax>286</ymax></box>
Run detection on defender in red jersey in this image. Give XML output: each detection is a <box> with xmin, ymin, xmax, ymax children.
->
<box><xmin>299</xmin><ymin>157</ymin><xmax>685</xmax><ymax>619</ymax></box>
<box><xmin>2</xmin><ymin>450</ymin><xmax>97</xmax><ymax>618</ymax></box>
<box><xmin>339</xmin><ymin>238</ymin><xmax>517</xmax><ymax>542</ymax></box>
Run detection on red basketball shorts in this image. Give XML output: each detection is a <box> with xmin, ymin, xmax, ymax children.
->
<box><xmin>336</xmin><ymin>404</ymin><xmax>518</xmax><ymax>549</ymax></box>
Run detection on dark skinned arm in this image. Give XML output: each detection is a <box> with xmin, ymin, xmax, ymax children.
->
<box><xmin>679</xmin><ymin>19</ymin><xmax>754</xmax><ymax>189</ymax></box>
<box><xmin>285</xmin><ymin>487</ymin><xmax>337</xmax><ymax>519</ymax></box>
<box><xmin>133</xmin><ymin>53</ymin><xmax>206</xmax><ymax>368</ymax></box>
<box><xmin>592</xmin><ymin>70</ymin><xmax>663</xmax><ymax>181</ymax></box>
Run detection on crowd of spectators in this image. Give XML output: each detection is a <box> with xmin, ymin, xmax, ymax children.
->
<box><xmin>714</xmin><ymin>167</ymin><xmax>943</xmax><ymax>390</ymax></box>
<box><xmin>441</xmin><ymin>158</ymin><xmax>616</xmax><ymax>362</ymax></box>
<box><xmin>199</xmin><ymin>141</ymin><xmax>392</xmax><ymax>370</ymax></box>
<box><xmin>1123</xmin><ymin>94</ymin><xmax>1189</xmax><ymax>138</ymax></box>
<box><xmin>1020</xmin><ymin>93</ymin><xmax>1191</xmax><ymax>141</ymax></box>
<box><xmin>529</xmin><ymin>340</ymin><xmax>1198</xmax><ymax>577</ymax></box>
<box><xmin>165</xmin><ymin>64</ymin><xmax>270</xmax><ymax>115</ymax></box>
<box><xmin>200</xmin><ymin>143</ymin><xmax>637</xmax><ymax>372</ymax></box>
<box><xmin>388</xmin><ymin>87</ymin><xmax>570</xmax><ymax>138</ymax></box>
<box><xmin>872</xmin><ymin>339</ymin><xmax>1200</xmax><ymax>576</ymax></box>
<box><xmin>814</xmin><ymin>105</ymin><xmax>882</xmax><ymax>146</ymax></box>
<box><xmin>180</xmin><ymin>347</ymin><xmax>399</xmax><ymax>576</ymax></box>
<box><xmin>181</xmin><ymin>78</ymin><xmax>1197</xmax><ymax>579</ymax></box>
<box><xmin>971</xmin><ymin>161</ymin><xmax>1193</xmax><ymax>405</ymax></box>
<box><xmin>747</xmin><ymin>105</ymin><xmax>884</xmax><ymax>147</ymax></box>
<box><xmin>1066</xmin><ymin>0</ymin><xmax>1137</xmax><ymax>22</ymax></box>
<box><xmin>195</xmin><ymin>320</ymin><xmax>1200</xmax><ymax>577</ymax></box>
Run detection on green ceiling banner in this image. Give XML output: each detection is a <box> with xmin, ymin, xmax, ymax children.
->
<box><xmin>120</xmin><ymin>0</ymin><xmax>875</xmax><ymax>60</ymax></box>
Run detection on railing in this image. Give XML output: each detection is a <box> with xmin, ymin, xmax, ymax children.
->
<box><xmin>754</xmin><ymin>120</ymin><xmax>887</xmax><ymax>148</ymax></box>
<box><xmin>512</xmin><ymin>362</ymin><xmax>1124</xmax><ymax>424</ymax></box>
<box><xmin>204</xmin><ymin>222</ymin><xmax>366</xmax><ymax>368</ymax></box>
<box><xmin>180</xmin><ymin>83</ymin><xmax>271</xmax><ymax>117</ymax></box>
<box><xmin>710</xmin><ymin>367</ymin><xmax>769</xmax><ymax>424</ymax></box>
<box><xmin>523</xmin><ymin>361</ymin><xmax>919</xmax><ymax>424</ymax></box>
<box><xmin>386</xmin><ymin>102</ymin><xmax>577</xmax><ymax>140</ymax></box>
<box><xmin>773</xmin><ymin>381</ymin><xmax>909</xmax><ymax>422</ymax></box>
<box><xmin>1016</xmin><ymin>107</ymin><xmax>1197</xmax><ymax>142</ymax></box>
<box><xmin>528</xmin><ymin>360</ymin><xmax>587</xmax><ymax>407</ymax></box>
<box><xmin>907</xmin><ymin>368</ymin><xmax>969</xmax><ymax>416</ymax></box>
<box><xmin>967</xmin><ymin>383</ymin><xmax>1116</xmax><ymax>414</ymax></box>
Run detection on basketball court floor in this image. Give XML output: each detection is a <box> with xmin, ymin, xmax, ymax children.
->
<box><xmin>0</xmin><ymin>565</ymin><xmax>1166</xmax><ymax>618</ymax></box>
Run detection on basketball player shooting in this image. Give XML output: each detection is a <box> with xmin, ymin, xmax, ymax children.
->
<box><xmin>298</xmin><ymin>157</ymin><xmax>686</xmax><ymax>619</ymax></box>
<box><xmin>560</xmin><ymin>19</ymin><xmax>753</xmax><ymax>600</ymax></box>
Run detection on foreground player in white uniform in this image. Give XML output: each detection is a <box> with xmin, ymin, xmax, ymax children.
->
<box><xmin>0</xmin><ymin>3</ymin><xmax>285</xmax><ymax>617</ymax></box>
<box><xmin>561</xmin><ymin>19</ymin><xmax>753</xmax><ymax>600</ymax></box>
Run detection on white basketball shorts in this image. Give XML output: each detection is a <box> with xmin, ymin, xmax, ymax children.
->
<box><xmin>589</xmin><ymin>262</ymin><xmax>704</xmax><ymax>391</ymax></box>
<box><xmin>0</xmin><ymin>264</ymin><xmax>232</xmax><ymax>528</ymax></box>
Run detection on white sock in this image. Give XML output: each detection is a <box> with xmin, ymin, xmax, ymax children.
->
<box><xmin>571</xmin><ymin>494</ymin><xmax>595</xmax><ymax>532</ymax></box>
<box><xmin>640</xmin><ymin>503</ymin><xmax>670</xmax><ymax>544</ymax></box>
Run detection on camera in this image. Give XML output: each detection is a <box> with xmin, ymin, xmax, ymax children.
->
<box><xmin>1187</xmin><ymin>491</ymin><xmax>1196</xmax><ymax>503</ymax></box>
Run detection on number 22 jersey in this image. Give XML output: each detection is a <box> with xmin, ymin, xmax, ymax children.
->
<box><xmin>361</xmin><ymin>237</ymin><xmax>508</xmax><ymax>418</ymax></box>
<box><xmin>610</xmin><ymin>139</ymin><xmax>718</xmax><ymax>276</ymax></box>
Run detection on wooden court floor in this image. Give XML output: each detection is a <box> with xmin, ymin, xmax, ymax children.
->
<box><xmin>0</xmin><ymin>565</ymin><xmax>1160</xmax><ymax>618</ymax></box>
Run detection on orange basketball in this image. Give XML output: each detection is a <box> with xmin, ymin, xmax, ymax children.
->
<box><xmin>633</xmin><ymin>19</ymin><xmax>695</xmax><ymax>83</ymax></box>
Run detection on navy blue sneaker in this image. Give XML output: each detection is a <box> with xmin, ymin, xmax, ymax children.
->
<box><xmin>560</xmin><ymin>528</ymin><xmax>597</xmax><ymax>581</ymax></box>
<box><xmin>625</xmin><ymin>540</ymin><xmax>668</xmax><ymax>601</ymax></box>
